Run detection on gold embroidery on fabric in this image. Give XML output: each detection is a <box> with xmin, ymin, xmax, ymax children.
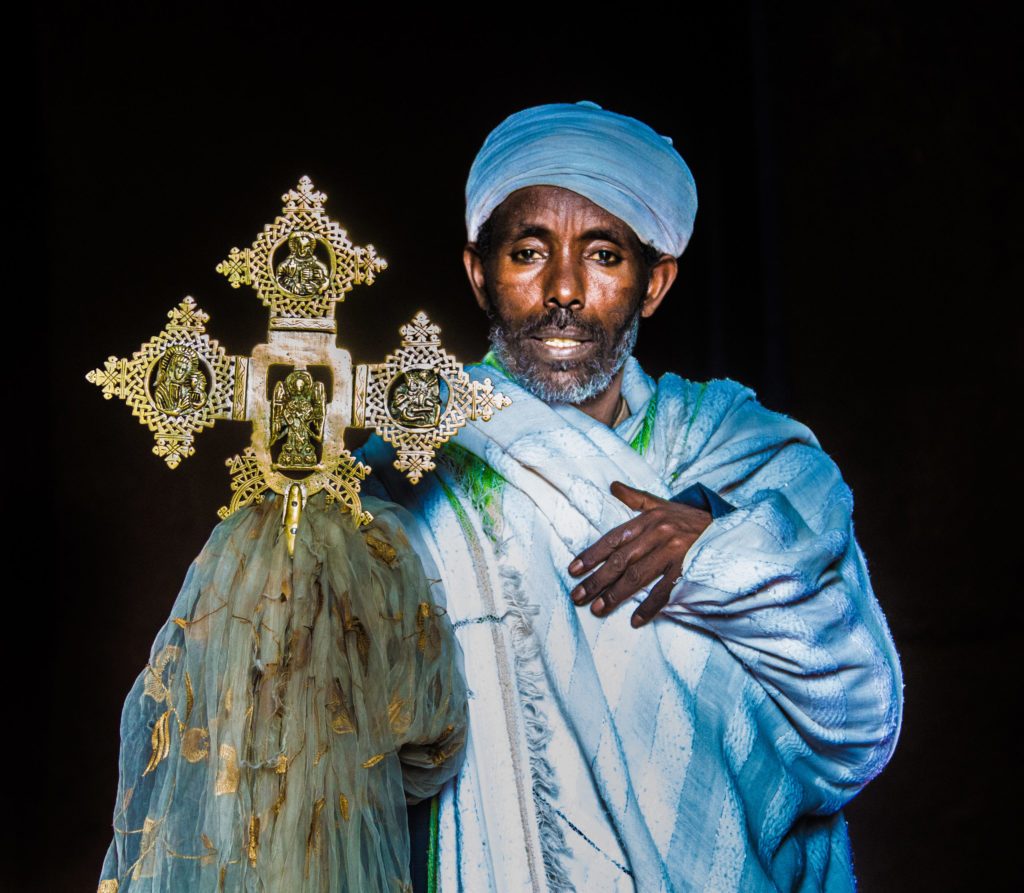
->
<box><xmin>247</xmin><ymin>814</ymin><xmax>260</xmax><ymax>867</ymax></box>
<box><xmin>276</xmin><ymin>753</ymin><xmax>288</xmax><ymax>774</ymax></box>
<box><xmin>215</xmin><ymin>743</ymin><xmax>239</xmax><ymax>794</ymax></box>
<box><xmin>143</xmin><ymin>709</ymin><xmax>172</xmax><ymax>775</ymax></box>
<box><xmin>143</xmin><ymin>645</ymin><xmax>180</xmax><ymax>703</ymax></box>
<box><xmin>219</xmin><ymin>865</ymin><xmax>227</xmax><ymax>891</ymax></box>
<box><xmin>184</xmin><ymin>671</ymin><xmax>194</xmax><ymax>722</ymax></box>
<box><xmin>343</xmin><ymin>614</ymin><xmax>370</xmax><ymax>671</ymax></box>
<box><xmin>430</xmin><ymin>725</ymin><xmax>463</xmax><ymax>767</ymax></box>
<box><xmin>313</xmin><ymin>742</ymin><xmax>329</xmax><ymax>766</ymax></box>
<box><xmin>272</xmin><ymin>774</ymin><xmax>288</xmax><ymax>816</ymax></box>
<box><xmin>305</xmin><ymin>797</ymin><xmax>326</xmax><ymax>877</ymax></box>
<box><xmin>181</xmin><ymin>727</ymin><xmax>210</xmax><ymax>763</ymax></box>
<box><xmin>132</xmin><ymin>817</ymin><xmax>160</xmax><ymax>880</ymax></box>
<box><xmin>327</xmin><ymin>680</ymin><xmax>356</xmax><ymax>734</ymax></box>
<box><xmin>415</xmin><ymin>603</ymin><xmax>442</xmax><ymax>658</ymax></box>
<box><xmin>361</xmin><ymin>753</ymin><xmax>385</xmax><ymax>769</ymax></box>
<box><xmin>173</xmin><ymin>618</ymin><xmax>189</xmax><ymax>629</ymax></box>
<box><xmin>223</xmin><ymin>687</ymin><xmax>233</xmax><ymax>716</ymax></box>
<box><xmin>97</xmin><ymin>880</ymin><xmax>119</xmax><ymax>892</ymax></box>
<box><xmin>388</xmin><ymin>696</ymin><xmax>412</xmax><ymax>735</ymax></box>
<box><xmin>200</xmin><ymin>833</ymin><xmax>217</xmax><ymax>866</ymax></box>
<box><xmin>338</xmin><ymin>793</ymin><xmax>350</xmax><ymax>822</ymax></box>
<box><xmin>365</xmin><ymin>532</ymin><xmax>398</xmax><ymax>566</ymax></box>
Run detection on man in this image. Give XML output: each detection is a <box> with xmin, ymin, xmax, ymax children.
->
<box><xmin>360</xmin><ymin>100</ymin><xmax>902</xmax><ymax>892</ymax></box>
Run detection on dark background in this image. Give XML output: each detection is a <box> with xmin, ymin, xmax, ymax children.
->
<box><xmin>32</xmin><ymin>3</ymin><xmax>1018</xmax><ymax>889</ymax></box>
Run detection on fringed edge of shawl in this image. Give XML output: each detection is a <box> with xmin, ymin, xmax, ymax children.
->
<box><xmin>498</xmin><ymin>565</ymin><xmax>575</xmax><ymax>893</ymax></box>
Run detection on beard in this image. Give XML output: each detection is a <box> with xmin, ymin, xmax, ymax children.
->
<box><xmin>486</xmin><ymin>300</ymin><xmax>641</xmax><ymax>405</ymax></box>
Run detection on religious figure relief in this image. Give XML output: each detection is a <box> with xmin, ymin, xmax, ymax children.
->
<box><xmin>274</xmin><ymin>230</ymin><xmax>329</xmax><ymax>297</ymax></box>
<box><xmin>270</xmin><ymin>370</ymin><xmax>326</xmax><ymax>468</ymax></box>
<box><xmin>152</xmin><ymin>345</ymin><xmax>209</xmax><ymax>416</ymax></box>
<box><xmin>388</xmin><ymin>369</ymin><xmax>442</xmax><ymax>428</ymax></box>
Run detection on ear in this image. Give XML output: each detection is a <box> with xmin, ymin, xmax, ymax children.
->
<box><xmin>463</xmin><ymin>243</ymin><xmax>491</xmax><ymax>313</ymax></box>
<box><xmin>640</xmin><ymin>254</ymin><xmax>678</xmax><ymax>318</ymax></box>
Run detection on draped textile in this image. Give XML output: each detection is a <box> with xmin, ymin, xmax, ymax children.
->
<box><xmin>98</xmin><ymin>493</ymin><xmax>467</xmax><ymax>893</ymax></box>
<box><xmin>360</xmin><ymin>354</ymin><xmax>902</xmax><ymax>892</ymax></box>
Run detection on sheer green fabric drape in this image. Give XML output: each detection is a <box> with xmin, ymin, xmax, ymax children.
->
<box><xmin>98</xmin><ymin>492</ymin><xmax>467</xmax><ymax>892</ymax></box>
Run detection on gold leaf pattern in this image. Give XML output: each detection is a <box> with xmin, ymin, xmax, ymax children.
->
<box><xmin>173</xmin><ymin>618</ymin><xmax>189</xmax><ymax>629</ymax></box>
<box><xmin>142</xmin><ymin>645</ymin><xmax>181</xmax><ymax>703</ymax></box>
<box><xmin>305</xmin><ymin>797</ymin><xmax>326</xmax><ymax>878</ymax></box>
<box><xmin>327</xmin><ymin>680</ymin><xmax>355</xmax><ymax>735</ymax></box>
<box><xmin>215</xmin><ymin>743</ymin><xmax>239</xmax><ymax>795</ymax></box>
<box><xmin>200</xmin><ymin>832</ymin><xmax>217</xmax><ymax>866</ymax></box>
<box><xmin>143</xmin><ymin>710</ymin><xmax>171</xmax><ymax>775</ymax></box>
<box><xmin>365</xmin><ymin>533</ymin><xmax>398</xmax><ymax>566</ymax></box>
<box><xmin>338</xmin><ymin>793</ymin><xmax>350</xmax><ymax>822</ymax></box>
<box><xmin>97</xmin><ymin>881</ymin><xmax>119</xmax><ymax>893</ymax></box>
<box><xmin>184</xmin><ymin>672</ymin><xmax>194</xmax><ymax>723</ymax></box>
<box><xmin>276</xmin><ymin>753</ymin><xmax>288</xmax><ymax>775</ymax></box>
<box><xmin>361</xmin><ymin>753</ymin><xmax>385</xmax><ymax>769</ymax></box>
<box><xmin>181</xmin><ymin>727</ymin><xmax>210</xmax><ymax>763</ymax></box>
<box><xmin>247</xmin><ymin>813</ymin><xmax>260</xmax><ymax>867</ymax></box>
<box><xmin>388</xmin><ymin>696</ymin><xmax>412</xmax><ymax>736</ymax></box>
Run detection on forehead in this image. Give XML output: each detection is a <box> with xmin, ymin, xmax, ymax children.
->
<box><xmin>488</xmin><ymin>185</ymin><xmax>640</xmax><ymax>244</ymax></box>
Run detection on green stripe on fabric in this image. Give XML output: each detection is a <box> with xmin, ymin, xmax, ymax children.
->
<box><xmin>440</xmin><ymin>441</ymin><xmax>505</xmax><ymax>544</ymax></box>
<box><xmin>426</xmin><ymin>793</ymin><xmax>439</xmax><ymax>893</ymax></box>
<box><xmin>629</xmin><ymin>389</ymin><xmax>658</xmax><ymax>455</ymax></box>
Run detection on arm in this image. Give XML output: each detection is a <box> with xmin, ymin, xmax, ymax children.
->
<box><xmin>663</xmin><ymin>441</ymin><xmax>903</xmax><ymax>812</ymax></box>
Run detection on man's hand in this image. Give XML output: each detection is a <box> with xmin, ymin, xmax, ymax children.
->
<box><xmin>567</xmin><ymin>481</ymin><xmax>712</xmax><ymax>628</ymax></box>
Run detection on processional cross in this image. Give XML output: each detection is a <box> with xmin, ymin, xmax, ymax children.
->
<box><xmin>87</xmin><ymin>176</ymin><xmax>510</xmax><ymax>554</ymax></box>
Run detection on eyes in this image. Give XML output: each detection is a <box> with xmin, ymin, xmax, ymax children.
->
<box><xmin>509</xmin><ymin>246</ymin><xmax>623</xmax><ymax>266</ymax></box>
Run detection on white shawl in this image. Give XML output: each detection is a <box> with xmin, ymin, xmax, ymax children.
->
<box><xmin>361</xmin><ymin>355</ymin><xmax>902</xmax><ymax>892</ymax></box>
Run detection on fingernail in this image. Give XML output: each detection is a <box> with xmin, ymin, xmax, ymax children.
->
<box><xmin>631</xmin><ymin>613</ymin><xmax>644</xmax><ymax>628</ymax></box>
<box><xmin>591</xmin><ymin>598</ymin><xmax>605</xmax><ymax>614</ymax></box>
<box><xmin>571</xmin><ymin>585</ymin><xmax>584</xmax><ymax>603</ymax></box>
<box><xmin>568</xmin><ymin>559</ymin><xmax>583</xmax><ymax>574</ymax></box>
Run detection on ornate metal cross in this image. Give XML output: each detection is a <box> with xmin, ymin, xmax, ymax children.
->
<box><xmin>87</xmin><ymin>176</ymin><xmax>510</xmax><ymax>554</ymax></box>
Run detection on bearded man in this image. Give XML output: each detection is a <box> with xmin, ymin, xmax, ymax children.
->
<box><xmin>359</xmin><ymin>101</ymin><xmax>903</xmax><ymax>893</ymax></box>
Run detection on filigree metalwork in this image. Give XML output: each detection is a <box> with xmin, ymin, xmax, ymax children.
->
<box><xmin>88</xmin><ymin>177</ymin><xmax>510</xmax><ymax>552</ymax></box>
<box><xmin>216</xmin><ymin>176</ymin><xmax>387</xmax><ymax>327</ymax></box>
<box><xmin>86</xmin><ymin>297</ymin><xmax>236</xmax><ymax>468</ymax></box>
<box><xmin>359</xmin><ymin>311</ymin><xmax>511</xmax><ymax>483</ymax></box>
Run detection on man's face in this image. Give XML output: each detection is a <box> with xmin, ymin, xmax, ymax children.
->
<box><xmin>467</xmin><ymin>185</ymin><xmax>669</xmax><ymax>405</ymax></box>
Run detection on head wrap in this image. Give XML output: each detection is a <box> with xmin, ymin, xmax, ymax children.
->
<box><xmin>465</xmin><ymin>100</ymin><xmax>697</xmax><ymax>257</ymax></box>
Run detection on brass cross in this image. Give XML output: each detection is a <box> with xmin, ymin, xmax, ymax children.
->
<box><xmin>87</xmin><ymin>176</ymin><xmax>510</xmax><ymax>554</ymax></box>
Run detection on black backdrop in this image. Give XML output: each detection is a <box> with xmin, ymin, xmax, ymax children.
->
<box><xmin>33</xmin><ymin>4</ymin><xmax>1018</xmax><ymax>889</ymax></box>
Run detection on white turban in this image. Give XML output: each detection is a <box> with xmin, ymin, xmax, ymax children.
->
<box><xmin>465</xmin><ymin>100</ymin><xmax>698</xmax><ymax>257</ymax></box>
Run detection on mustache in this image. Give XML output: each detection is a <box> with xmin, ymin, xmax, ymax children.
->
<box><xmin>503</xmin><ymin>306</ymin><xmax>607</xmax><ymax>343</ymax></box>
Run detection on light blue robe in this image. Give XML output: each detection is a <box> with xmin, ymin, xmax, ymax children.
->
<box><xmin>360</xmin><ymin>354</ymin><xmax>903</xmax><ymax>892</ymax></box>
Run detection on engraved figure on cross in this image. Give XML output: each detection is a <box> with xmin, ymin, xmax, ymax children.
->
<box><xmin>389</xmin><ymin>368</ymin><xmax>442</xmax><ymax>428</ymax></box>
<box><xmin>275</xmin><ymin>230</ymin><xmax>329</xmax><ymax>297</ymax></box>
<box><xmin>152</xmin><ymin>345</ymin><xmax>208</xmax><ymax>415</ymax></box>
<box><xmin>270</xmin><ymin>369</ymin><xmax>325</xmax><ymax>468</ymax></box>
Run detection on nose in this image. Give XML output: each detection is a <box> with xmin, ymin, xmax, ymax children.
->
<box><xmin>543</xmin><ymin>248</ymin><xmax>584</xmax><ymax>311</ymax></box>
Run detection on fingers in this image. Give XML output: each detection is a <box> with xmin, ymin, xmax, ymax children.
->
<box><xmin>588</xmin><ymin>550</ymin><xmax>676</xmax><ymax>618</ymax></box>
<box><xmin>569</xmin><ymin>513</ymin><xmax>654</xmax><ymax>578</ymax></box>
<box><xmin>570</xmin><ymin>530</ymin><xmax>659</xmax><ymax>607</ymax></box>
<box><xmin>609</xmin><ymin>480</ymin><xmax>663</xmax><ymax>512</ymax></box>
<box><xmin>630</xmin><ymin>565</ymin><xmax>681</xmax><ymax>628</ymax></box>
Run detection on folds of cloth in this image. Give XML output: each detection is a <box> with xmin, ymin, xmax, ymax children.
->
<box><xmin>97</xmin><ymin>492</ymin><xmax>468</xmax><ymax>893</ymax></box>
